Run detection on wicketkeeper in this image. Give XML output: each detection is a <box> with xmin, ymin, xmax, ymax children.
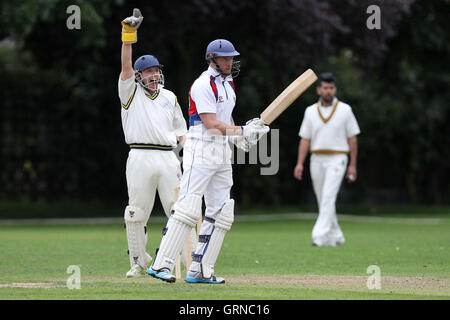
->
<box><xmin>119</xmin><ymin>9</ymin><xmax>196</xmax><ymax>277</ymax></box>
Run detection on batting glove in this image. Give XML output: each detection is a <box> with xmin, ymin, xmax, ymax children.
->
<box><xmin>241</xmin><ymin>118</ymin><xmax>270</xmax><ymax>143</ymax></box>
<box><xmin>229</xmin><ymin>136</ymin><xmax>251</xmax><ymax>152</ymax></box>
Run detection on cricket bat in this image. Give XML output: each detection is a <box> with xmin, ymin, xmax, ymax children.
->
<box><xmin>260</xmin><ymin>69</ymin><xmax>317</xmax><ymax>125</ymax></box>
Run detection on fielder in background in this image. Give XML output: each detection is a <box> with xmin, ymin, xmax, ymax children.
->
<box><xmin>147</xmin><ymin>39</ymin><xmax>269</xmax><ymax>284</ymax></box>
<box><xmin>294</xmin><ymin>73</ymin><xmax>360</xmax><ymax>247</ymax></box>
<box><xmin>119</xmin><ymin>9</ymin><xmax>194</xmax><ymax>277</ymax></box>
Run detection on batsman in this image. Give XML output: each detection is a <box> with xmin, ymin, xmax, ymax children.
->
<box><xmin>147</xmin><ymin>39</ymin><xmax>270</xmax><ymax>283</ymax></box>
<box><xmin>118</xmin><ymin>9</ymin><xmax>196</xmax><ymax>278</ymax></box>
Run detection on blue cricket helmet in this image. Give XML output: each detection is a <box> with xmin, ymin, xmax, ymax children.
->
<box><xmin>205</xmin><ymin>39</ymin><xmax>240</xmax><ymax>60</ymax></box>
<box><xmin>133</xmin><ymin>55</ymin><xmax>165</xmax><ymax>90</ymax></box>
<box><xmin>134</xmin><ymin>55</ymin><xmax>163</xmax><ymax>72</ymax></box>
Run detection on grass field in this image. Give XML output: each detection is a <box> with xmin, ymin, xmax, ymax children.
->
<box><xmin>0</xmin><ymin>214</ymin><xmax>449</xmax><ymax>300</ymax></box>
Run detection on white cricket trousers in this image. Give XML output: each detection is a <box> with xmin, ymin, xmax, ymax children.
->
<box><xmin>178</xmin><ymin>137</ymin><xmax>233</xmax><ymax>216</ymax></box>
<box><xmin>310</xmin><ymin>153</ymin><xmax>347</xmax><ymax>246</ymax></box>
<box><xmin>178</xmin><ymin>136</ymin><xmax>233</xmax><ymax>272</ymax></box>
<box><xmin>126</xmin><ymin>148</ymin><xmax>182</xmax><ymax>217</ymax></box>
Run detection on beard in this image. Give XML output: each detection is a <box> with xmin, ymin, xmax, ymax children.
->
<box><xmin>322</xmin><ymin>95</ymin><xmax>333</xmax><ymax>104</ymax></box>
<box><xmin>218</xmin><ymin>67</ymin><xmax>231</xmax><ymax>75</ymax></box>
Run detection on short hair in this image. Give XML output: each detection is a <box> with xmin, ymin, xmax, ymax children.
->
<box><xmin>317</xmin><ymin>72</ymin><xmax>336</xmax><ymax>87</ymax></box>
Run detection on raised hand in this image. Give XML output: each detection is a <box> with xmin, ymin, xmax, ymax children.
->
<box><xmin>121</xmin><ymin>8</ymin><xmax>144</xmax><ymax>43</ymax></box>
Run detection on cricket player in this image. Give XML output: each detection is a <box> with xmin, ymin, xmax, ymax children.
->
<box><xmin>294</xmin><ymin>73</ymin><xmax>360</xmax><ymax>247</ymax></box>
<box><xmin>147</xmin><ymin>39</ymin><xmax>270</xmax><ymax>283</ymax></box>
<box><xmin>119</xmin><ymin>9</ymin><xmax>194</xmax><ymax>277</ymax></box>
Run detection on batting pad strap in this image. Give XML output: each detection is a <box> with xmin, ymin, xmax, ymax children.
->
<box><xmin>172</xmin><ymin>194</ymin><xmax>202</xmax><ymax>228</ymax></box>
<box><xmin>198</xmin><ymin>235</ymin><xmax>211</xmax><ymax>243</ymax></box>
<box><xmin>203</xmin><ymin>216</ymin><xmax>215</xmax><ymax>224</ymax></box>
<box><xmin>214</xmin><ymin>199</ymin><xmax>234</xmax><ymax>231</ymax></box>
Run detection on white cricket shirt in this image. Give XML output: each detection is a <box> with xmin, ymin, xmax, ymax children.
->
<box><xmin>118</xmin><ymin>75</ymin><xmax>187</xmax><ymax>148</ymax></box>
<box><xmin>298</xmin><ymin>98</ymin><xmax>360</xmax><ymax>153</ymax></box>
<box><xmin>187</xmin><ymin>66</ymin><xmax>237</xmax><ymax>142</ymax></box>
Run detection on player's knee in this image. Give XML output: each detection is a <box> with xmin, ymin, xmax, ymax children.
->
<box><xmin>124</xmin><ymin>205</ymin><xmax>147</xmax><ymax>223</ymax></box>
<box><xmin>215</xmin><ymin>199</ymin><xmax>234</xmax><ymax>231</ymax></box>
<box><xmin>172</xmin><ymin>194</ymin><xmax>202</xmax><ymax>227</ymax></box>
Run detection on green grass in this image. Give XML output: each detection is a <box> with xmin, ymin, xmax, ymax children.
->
<box><xmin>0</xmin><ymin>217</ymin><xmax>449</xmax><ymax>300</ymax></box>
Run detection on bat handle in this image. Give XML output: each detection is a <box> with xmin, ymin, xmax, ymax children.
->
<box><xmin>257</xmin><ymin>117</ymin><xmax>267</xmax><ymax>125</ymax></box>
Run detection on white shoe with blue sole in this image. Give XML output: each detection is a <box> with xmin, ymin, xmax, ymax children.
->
<box><xmin>146</xmin><ymin>268</ymin><xmax>176</xmax><ymax>283</ymax></box>
<box><xmin>185</xmin><ymin>271</ymin><xmax>225</xmax><ymax>284</ymax></box>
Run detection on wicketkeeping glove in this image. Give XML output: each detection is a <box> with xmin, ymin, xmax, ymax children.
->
<box><xmin>121</xmin><ymin>8</ymin><xmax>144</xmax><ymax>43</ymax></box>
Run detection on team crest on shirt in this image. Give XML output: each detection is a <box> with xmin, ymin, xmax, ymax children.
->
<box><xmin>218</xmin><ymin>96</ymin><xmax>224</xmax><ymax>103</ymax></box>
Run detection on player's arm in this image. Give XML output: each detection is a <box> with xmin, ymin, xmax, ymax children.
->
<box><xmin>120</xmin><ymin>9</ymin><xmax>143</xmax><ymax>80</ymax></box>
<box><xmin>294</xmin><ymin>138</ymin><xmax>310</xmax><ymax>181</ymax></box>
<box><xmin>173</xmin><ymin>98</ymin><xmax>188</xmax><ymax>147</ymax></box>
<box><xmin>345</xmin><ymin>107</ymin><xmax>360</xmax><ymax>183</ymax></box>
<box><xmin>121</xmin><ymin>43</ymin><xmax>134</xmax><ymax>80</ymax></box>
<box><xmin>200</xmin><ymin>113</ymin><xmax>242</xmax><ymax>135</ymax></box>
<box><xmin>192</xmin><ymin>81</ymin><xmax>268</xmax><ymax>137</ymax></box>
<box><xmin>118</xmin><ymin>43</ymin><xmax>136</xmax><ymax>106</ymax></box>
<box><xmin>346</xmin><ymin>136</ymin><xmax>358</xmax><ymax>182</ymax></box>
<box><xmin>118</xmin><ymin>9</ymin><xmax>143</xmax><ymax>107</ymax></box>
<box><xmin>295</xmin><ymin>110</ymin><xmax>312</xmax><ymax>180</ymax></box>
<box><xmin>200</xmin><ymin>113</ymin><xmax>269</xmax><ymax>140</ymax></box>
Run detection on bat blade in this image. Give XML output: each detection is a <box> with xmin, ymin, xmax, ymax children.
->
<box><xmin>260</xmin><ymin>69</ymin><xmax>317</xmax><ymax>125</ymax></box>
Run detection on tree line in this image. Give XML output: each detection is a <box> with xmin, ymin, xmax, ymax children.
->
<box><xmin>0</xmin><ymin>0</ymin><xmax>448</xmax><ymax>206</ymax></box>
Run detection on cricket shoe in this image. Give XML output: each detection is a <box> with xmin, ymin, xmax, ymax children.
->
<box><xmin>185</xmin><ymin>270</ymin><xmax>225</xmax><ymax>284</ymax></box>
<box><xmin>126</xmin><ymin>253</ymin><xmax>152</xmax><ymax>278</ymax></box>
<box><xmin>146</xmin><ymin>267</ymin><xmax>176</xmax><ymax>283</ymax></box>
<box><xmin>126</xmin><ymin>264</ymin><xmax>146</xmax><ymax>278</ymax></box>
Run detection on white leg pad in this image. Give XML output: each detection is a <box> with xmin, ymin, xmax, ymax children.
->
<box><xmin>201</xmin><ymin>199</ymin><xmax>234</xmax><ymax>279</ymax></box>
<box><xmin>124</xmin><ymin>206</ymin><xmax>151</xmax><ymax>268</ymax></box>
<box><xmin>152</xmin><ymin>194</ymin><xmax>202</xmax><ymax>272</ymax></box>
<box><xmin>172</xmin><ymin>194</ymin><xmax>203</xmax><ymax>227</ymax></box>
